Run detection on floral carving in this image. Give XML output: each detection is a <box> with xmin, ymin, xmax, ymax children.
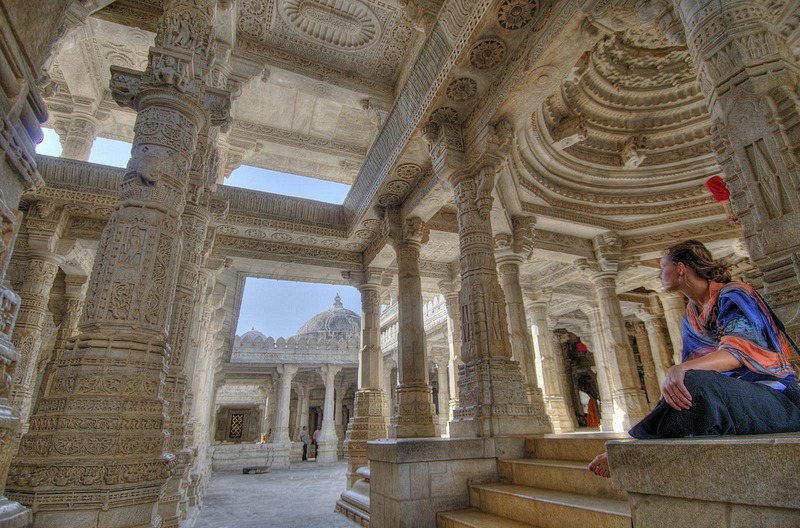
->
<box><xmin>469</xmin><ymin>39</ymin><xmax>506</xmax><ymax>70</ymax></box>
<box><xmin>446</xmin><ymin>77</ymin><xmax>477</xmax><ymax>102</ymax></box>
<box><xmin>497</xmin><ymin>0</ymin><xmax>536</xmax><ymax>30</ymax></box>
<box><xmin>280</xmin><ymin>0</ymin><xmax>380</xmax><ymax>50</ymax></box>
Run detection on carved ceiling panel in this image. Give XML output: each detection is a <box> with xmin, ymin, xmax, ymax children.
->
<box><xmin>237</xmin><ymin>0</ymin><xmax>415</xmax><ymax>87</ymax></box>
<box><xmin>541</xmin><ymin>27</ymin><xmax>713</xmax><ymax>172</ymax></box>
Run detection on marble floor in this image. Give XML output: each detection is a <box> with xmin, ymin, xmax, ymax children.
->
<box><xmin>192</xmin><ymin>459</ymin><xmax>361</xmax><ymax>528</ymax></box>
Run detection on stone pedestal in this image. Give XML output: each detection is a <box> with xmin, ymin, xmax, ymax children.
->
<box><xmin>368</xmin><ymin>437</ymin><xmax>517</xmax><ymax>528</ymax></box>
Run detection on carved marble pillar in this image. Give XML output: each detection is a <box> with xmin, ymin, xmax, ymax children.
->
<box><xmin>33</xmin><ymin>274</ymin><xmax>87</xmax><ymax>417</ymax></box>
<box><xmin>261</xmin><ymin>380</ymin><xmax>272</xmax><ymax>439</ymax></box>
<box><xmin>59</xmin><ymin>114</ymin><xmax>99</xmax><ymax>161</ymax></box>
<box><xmin>8</xmin><ymin>248</ymin><xmax>60</xmax><ymax>429</ymax></box>
<box><xmin>439</xmin><ymin>279</ymin><xmax>462</xmax><ymax>425</ymax></box>
<box><xmin>382</xmin><ymin>211</ymin><xmax>436</xmax><ymax>438</ymax></box>
<box><xmin>266</xmin><ymin>379</ymin><xmax>278</xmax><ymax>439</ymax></box>
<box><xmin>581</xmin><ymin>304</ymin><xmax>617</xmax><ymax>432</ymax></box>
<box><xmin>435</xmin><ymin>360</ymin><xmax>449</xmax><ymax>435</ymax></box>
<box><xmin>186</xmin><ymin>272</ymin><xmax>226</xmax><ymax>508</ymax></box>
<box><xmin>334</xmin><ymin>380</ymin><xmax>345</xmax><ymax>444</ymax></box>
<box><xmin>342</xmin><ymin>270</ymin><xmax>388</xmax><ymax>487</ymax></box>
<box><xmin>159</xmin><ymin>196</ymin><xmax>215</xmax><ymax>526</ymax></box>
<box><xmin>586</xmin><ymin>272</ymin><xmax>649</xmax><ymax>430</ymax></box>
<box><xmin>675</xmin><ymin>0</ymin><xmax>800</xmax><ymax>339</ymax></box>
<box><xmin>0</xmin><ymin>0</ymin><xmax>48</xmax><ymax>518</ymax></box>
<box><xmin>629</xmin><ymin>322</ymin><xmax>659</xmax><ymax>409</ymax></box>
<box><xmin>425</xmin><ymin>120</ymin><xmax>549</xmax><ymax>437</ymax></box>
<box><xmin>577</xmin><ymin>233</ymin><xmax>649</xmax><ymax>431</ymax></box>
<box><xmin>317</xmin><ymin>365</ymin><xmax>341</xmax><ymax>463</ymax></box>
<box><xmin>658</xmin><ymin>292</ymin><xmax>685</xmax><ymax>364</ymax></box>
<box><xmin>6</xmin><ymin>2</ymin><xmax>231</xmax><ymax>525</ymax></box>
<box><xmin>495</xmin><ymin>217</ymin><xmax>547</xmax><ymax>418</ymax></box>
<box><xmin>274</xmin><ymin>365</ymin><xmax>297</xmax><ymax>446</ymax></box>
<box><xmin>525</xmin><ymin>290</ymin><xmax>575</xmax><ymax>433</ymax></box>
<box><xmin>638</xmin><ymin>295</ymin><xmax>675</xmax><ymax>388</ymax></box>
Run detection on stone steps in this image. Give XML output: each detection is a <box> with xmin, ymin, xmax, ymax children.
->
<box><xmin>498</xmin><ymin>458</ymin><xmax>627</xmax><ymax>502</ymax></box>
<box><xmin>437</xmin><ymin>435</ymin><xmax>631</xmax><ymax>528</ymax></box>
<box><xmin>437</xmin><ymin>508</ymin><xmax>538</xmax><ymax>528</ymax></box>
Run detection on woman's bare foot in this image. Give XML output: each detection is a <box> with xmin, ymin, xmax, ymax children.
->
<box><xmin>588</xmin><ymin>452</ymin><xmax>611</xmax><ymax>478</ymax></box>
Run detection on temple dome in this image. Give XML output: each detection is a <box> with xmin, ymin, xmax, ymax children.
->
<box><xmin>240</xmin><ymin>328</ymin><xmax>267</xmax><ymax>340</ymax></box>
<box><xmin>293</xmin><ymin>295</ymin><xmax>360</xmax><ymax>340</ymax></box>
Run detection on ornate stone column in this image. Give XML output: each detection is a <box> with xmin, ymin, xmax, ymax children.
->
<box><xmin>334</xmin><ymin>379</ymin><xmax>345</xmax><ymax>444</ymax></box>
<box><xmin>187</xmin><ymin>271</ymin><xmax>227</xmax><ymax>506</ymax></box>
<box><xmin>581</xmin><ymin>304</ymin><xmax>617</xmax><ymax>432</ymax></box>
<box><xmin>638</xmin><ymin>294</ymin><xmax>675</xmax><ymax>389</ymax></box>
<box><xmin>33</xmin><ymin>273</ymin><xmax>88</xmax><ymax>417</ymax></box>
<box><xmin>261</xmin><ymin>379</ymin><xmax>273</xmax><ymax>439</ymax></box>
<box><xmin>8</xmin><ymin>235</ymin><xmax>61</xmax><ymax>429</ymax></box>
<box><xmin>342</xmin><ymin>269</ymin><xmax>388</xmax><ymax>487</ymax></box>
<box><xmin>673</xmin><ymin>0</ymin><xmax>800</xmax><ymax>340</ymax></box>
<box><xmin>658</xmin><ymin>291</ymin><xmax>685</xmax><ymax>364</ymax></box>
<box><xmin>0</xmin><ymin>1</ymin><xmax>49</xmax><ymax>521</ymax></box>
<box><xmin>159</xmin><ymin>185</ymin><xmax>217</xmax><ymax>525</ymax></box>
<box><xmin>495</xmin><ymin>217</ymin><xmax>548</xmax><ymax>419</ymax></box>
<box><xmin>629</xmin><ymin>321</ymin><xmax>659</xmax><ymax>409</ymax></box>
<box><xmin>59</xmin><ymin>114</ymin><xmax>100</xmax><ymax>161</ymax></box>
<box><xmin>524</xmin><ymin>289</ymin><xmax>575</xmax><ymax>433</ymax></box>
<box><xmin>438</xmin><ymin>278</ymin><xmax>462</xmax><ymax>425</ymax></box>
<box><xmin>577</xmin><ymin>233</ymin><xmax>649</xmax><ymax>431</ymax></box>
<box><xmin>317</xmin><ymin>365</ymin><xmax>341</xmax><ymax>463</ymax></box>
<box><xmin>266</xmin><ymin>379</ymin><xmax>278</xmax><ymax>439</ymax></box>
<box><xmin>425</xmin><ymin>119</ymin><xmax>549</xmax><ymax>437</ymax></box>
<box><xmin>274</xmin><ymin>365</ymin><xmax>297</xmax><ymax>446</ymax></box>
<box><xmin>6</xmin><ymin>2</ymin><xmax>231</xmax><ymax>525</ymax></box>
<box><xmin>434</xmin><ymin>359</ymin><xmax>449</xmax><ymax>435</ymax></box>
<box><xmin>381</xmin><ymin>210</ymin><xmax>436</xmax><ymax>438</ymax></box>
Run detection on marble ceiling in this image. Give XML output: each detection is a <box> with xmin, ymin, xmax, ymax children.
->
<box><xmin>38</xmin><ymin>0</ymin><xmax>746</xmax><ymax>327</ymax></box>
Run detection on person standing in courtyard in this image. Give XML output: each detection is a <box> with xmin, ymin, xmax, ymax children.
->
<box><xmin>312</xmin><ymin>424</ymin><xmax>321</xmax><ymax>455</ymax></box>
<box><xmin>589</xmin><ymin>239</ymin><xmax>800</xmax><ymax>477</ymax></box>
<box><xmin>300</xmin><ymin>426</ymin><xmax>310</xmax><ymax>461</ymax></box>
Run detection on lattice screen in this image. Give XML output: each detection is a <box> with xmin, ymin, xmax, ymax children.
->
<box><xmin>229</xmin><ymin>413</ymin><xmax>244</xmax><ymax>438</ymax></box>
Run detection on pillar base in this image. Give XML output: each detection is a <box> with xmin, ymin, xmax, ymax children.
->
<box><xmin>316</xmin><ymin>438</ymin><xmax>339</xmax><ymax>464</ymax></box>
<box><xmin>611</xmin><ymin>388</ymin><xmax>649</xmax><ymax>432</ymax></box>
<box><xmin>389</xmin><ymin>385</ymin><xmax>436</xmax><ymax>439</ymax></box>
<box><xmin>543</xmin><ymin>396</ymin><xmax>576</xmax><ymax>433</ymax></box>
<box><xmin>451</xmin><ymin>358</ymin><xmax>551</xmax><ymax>438</ymax></box>
<box><xmin>343</xmin><ymin>389</ymin><xmax>388</xmax><ymax>487</ymax></box>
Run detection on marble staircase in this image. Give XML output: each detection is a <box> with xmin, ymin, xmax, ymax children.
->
<box><xmin>437</xmin><ymin>435</ymin><xmax>631</xmax><ymax>528</ymax></box>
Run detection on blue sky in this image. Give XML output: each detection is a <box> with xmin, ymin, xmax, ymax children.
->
<box><xmin>36</xmin><ymin>129</ymin><xmax>360</xmax><ymax>337</ymax></box>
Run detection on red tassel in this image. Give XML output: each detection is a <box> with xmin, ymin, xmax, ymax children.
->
<box><xmin>705</xmin><ymin>175</ymin><xmax>730</xmax><ymax>203</ymax></box>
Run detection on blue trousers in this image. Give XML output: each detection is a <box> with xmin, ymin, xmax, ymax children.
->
<box><xmin>629</xmin><ymin>370</ymin><xmax>800</xmax><ymax>439</ymax></box>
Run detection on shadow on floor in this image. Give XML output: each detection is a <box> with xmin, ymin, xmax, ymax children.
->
<box><xmin>192</xmin><ymin>460</ymin><xmax>360</xmax><ymax>528</ymax></box>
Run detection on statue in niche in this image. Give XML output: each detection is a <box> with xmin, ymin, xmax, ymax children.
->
<box><xmin>622</xmin><ymin>136</ymin><xmax>647</xmax><ymax>168</ymax></box>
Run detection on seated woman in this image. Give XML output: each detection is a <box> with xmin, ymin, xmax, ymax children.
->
<box><xmin>589</xmin><ymin>240</ymin><xmax>800</xmax><ymax>478</ymax></box>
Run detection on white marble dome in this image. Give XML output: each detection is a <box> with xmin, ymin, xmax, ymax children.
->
<box><xmin>293</xmin><ymin>295</ymin><xmax>360</xmax><ymax>340</ymax></box>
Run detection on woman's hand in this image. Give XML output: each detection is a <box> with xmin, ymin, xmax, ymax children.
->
<box><xmin>662</xmin><ymin>364</ymin><xmax>692</xmax><ymax>411</ymax></box>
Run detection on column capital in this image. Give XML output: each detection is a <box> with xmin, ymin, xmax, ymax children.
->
<box><xmin>380</xmin><ymin>208</ymin><xmax>429</xmax><ymax>250</ymax></box>
<box><xmin>344</xmin><ymin>268</ymin><xmax>391</xmax><ymax>290</ymax></box>
<box><xmin>438</xmin><ymin>277</ymin><xmax>461</xmax><ymax>298</ymax></box>
<box><xmin>278</xmin><ymin>364</ymin><xmax>298</xmax><ymax>377</ymax></box>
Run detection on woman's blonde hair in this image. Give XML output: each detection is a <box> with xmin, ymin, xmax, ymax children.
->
<box><xmin>665</xmin><ymin>239</ymin><xmax>731</xmax><ymax>283</ymax></box>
